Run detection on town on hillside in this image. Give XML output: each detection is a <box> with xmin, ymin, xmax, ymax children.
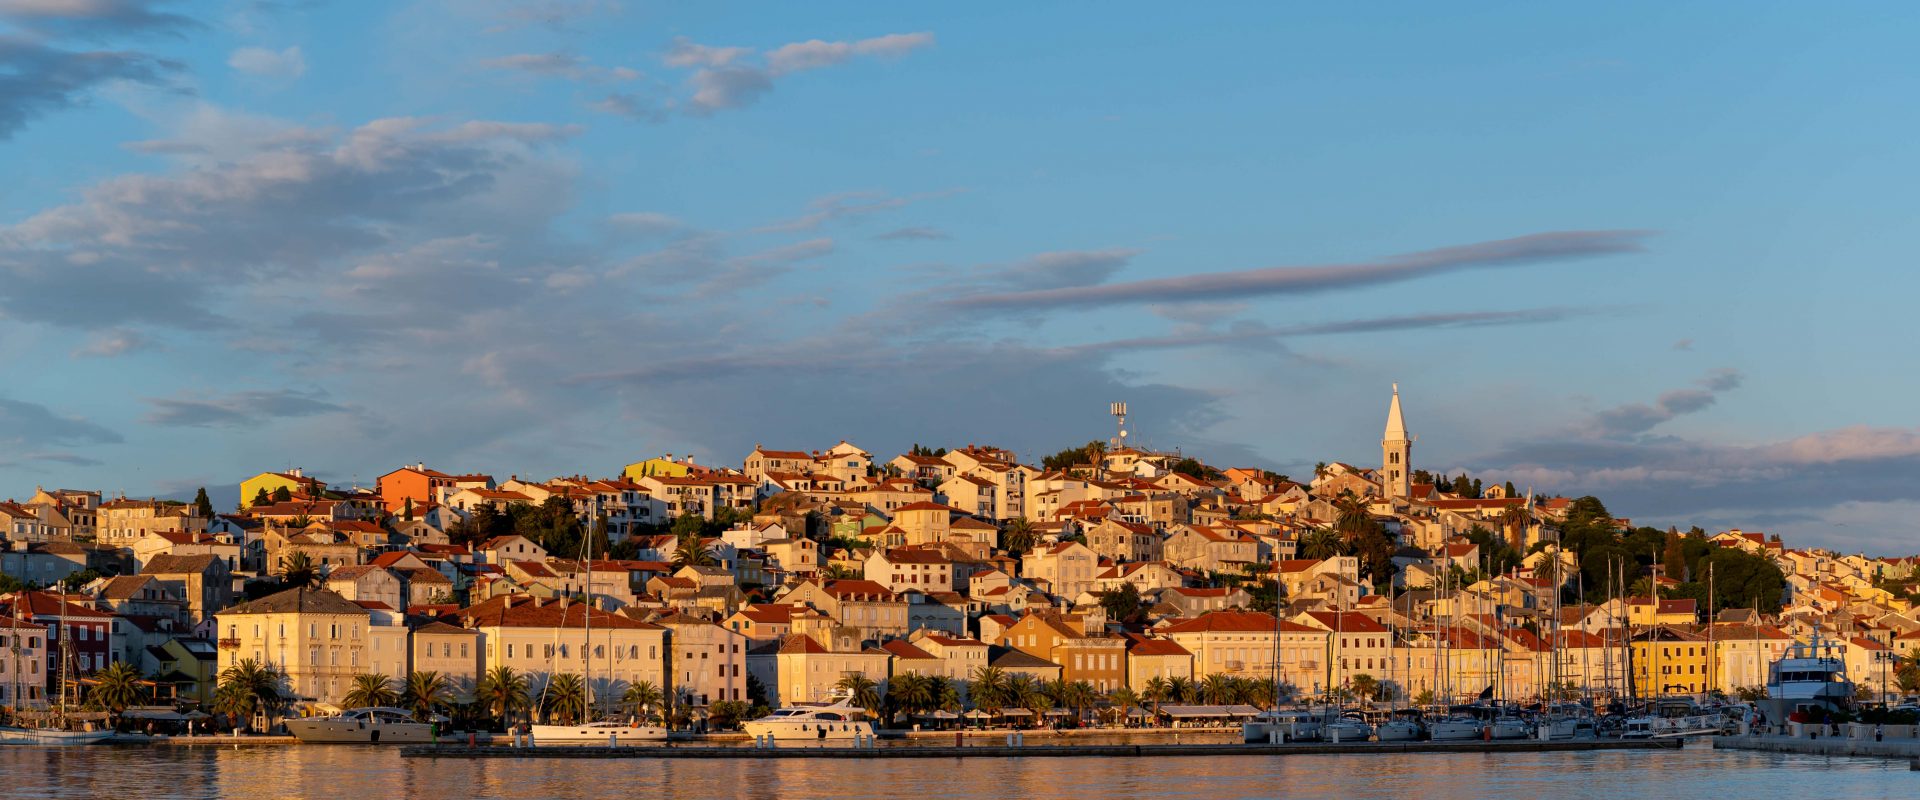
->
<box><xmin>1</xmin><ymin>387</ymin><xmax>1914</xmax><ymax>734</ymax></box>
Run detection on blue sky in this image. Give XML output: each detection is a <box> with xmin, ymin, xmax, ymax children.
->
<box><xmin>2</xmin><ymin>1</ymin><xmax>1917</xmax><ymax>552</ymax></box>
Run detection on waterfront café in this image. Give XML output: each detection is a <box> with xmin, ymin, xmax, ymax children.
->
<box><xmin>1156</xmin><ymin>704</ymin><xmax>1262</xmax><ymax>728</ymax></box>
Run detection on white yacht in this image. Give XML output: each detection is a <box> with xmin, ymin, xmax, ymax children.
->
<box><xmin>1620</xmin><ymin>698</ymin><xmax>1721</xmax><ymax>739</ymax></box>
<box><xmin>1242</xmin><ymin>709</ymin><xmax>1322</xmax><ymax>743</ymax></box>
<box><xmin>1425</xmin><ymin>714</ymin><xmax>1484</xmax><ymax>741</ymax></box>
<box><xmin>289</xmin><ymin>707</ymin><xmax>437</xmax><ymax>744</ymax></box>
<box><xmin>1374</xmin><ymin>710</ymin><xmax>1424</xmax><ymax>742</ymax></box>
<box><xmin>1322</xmin><ymin>713</ymin><xmax>1375</xmax><ymax>743</ymax></box>
<box><xmin>529</xmin><ymin>718</ymin><xmax>668</xmax><ymax>745</ymax></box>
<box><xmin>742</xmin><ymin>697</ymin><xmax>874</xmax><ymax>741</ymax></box>
<box><xmin>1762</xmin><ymin>637</ymin><xmax>1855</xmax><ymax>722</ymax></box>
<box><xmin>0</xmin><ymin>724</ymin><xmax>114</xmax><ymax>746</ymax></box>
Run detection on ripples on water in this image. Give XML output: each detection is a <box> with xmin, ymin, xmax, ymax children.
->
<box><xmin>0</xmin><ymin>745</ymin><xmax>1906</xmax><ymax>799</ymax></box>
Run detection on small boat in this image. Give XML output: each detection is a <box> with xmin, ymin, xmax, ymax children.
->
<box><xmin>529</xmin><ymin>718</ymin><xmax>668</xmax><ymax>745</ymax></box>
<box><xmin>1425</xmin><ymin>714</ymin><xmax>1484</xmax><ymax>741</ymax></box>
<box><xmin>1242</xmin><ymin>709</ymin><xmax>1322</xmax><ymax>743</ymax></box>
<box><xmin>1374</xmin><ymin>709</ymin><xmax>1424</xmax><ymax>742</ymax></box>
<box><xmin>1323</xmin><ymin>713</ymin><xmax>1374</xmax><ymax>743</ymax></box>
<box><xmin>0</xmin><ymin>725</ymin><xmax>114</xmax><ymax>746</ymax></box>
<box><xmin>1621</xmin><ymin>697</ymin><xmax>1721</xmax><ymax>739</ymax></box>
<box><xmin>742</xmin><ymin>696</ymin><xmax>874</xmax><ymax>741</ymax></box>
<box><xmin>288</xmin><ymin>707</ymin><xmax>436</xmax><ymax>744</ymax></box>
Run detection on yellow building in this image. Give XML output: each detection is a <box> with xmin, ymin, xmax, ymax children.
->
<box><xmin>1630</xmin><ymin>626</ymin><xmax>1711</xmax><ymax>697</ymax></box>
<box><xmin>622</xmin><ymin>456</ymin><xmax>696</xmax><ymax>481</ymax></box>
<box><xmin>240</xmin><ymin>470</ymin><xmax>326</xmax><ymax>509</ymax></box>
<box><xmin>214</xmin><ymin>586</ymin><xmax>407</xmax><ymax>708</ymax></box>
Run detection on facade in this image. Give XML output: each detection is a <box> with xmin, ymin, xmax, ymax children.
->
<box><xmin>213</xmin><ymin>587</ymin><xmax>399</xmax><ymax>707</ymax></box>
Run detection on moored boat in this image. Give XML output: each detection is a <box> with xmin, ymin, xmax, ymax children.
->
<box><xmin>742</xmin><ymin>696</ymin><xmax>874</xmax><ymax>741</ymax></box>
<box><xmin>288</xmin><ymin>707</ymin><xmax>436</xmax><ymax>744</ymax></box>
<box><xmin>529</xmin><ymin>718</ymin><xmax>668</xmax><ymax>745</ymax></box>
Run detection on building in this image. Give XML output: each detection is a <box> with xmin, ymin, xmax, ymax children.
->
<box><xmin>457</xmin><ymin>595</ymin><xmax>667</xmax><ymax>701</ymax></box>
<box><xmin>213</xmin><ymin>586</ymin><xmax>405</xmax><ymax>707</ymax></box>
<box><xmin>771</xmin><ymin>633</ymin><xmax>890</xmax><ymax>707</ymax></box>
<box><xmin>0</xmin><ymin>618</ymin><xmax>48</xmax><ymax>708</ymax></box>
<box><xmin>411</xmin><ymin>621</ymin><xmax>483</xmax><ymax>697</ymax></box>
<box><xmin>1381</xmin><ymin>384</ymin><xmax>1411</xmax><ymax>500</ymax></box>
<box><xmin>655</xmin><ymin>613</ymin><xmax>748</xmax><ymax>706</ymax></box>
<box><xmin>1124</xmin><ymin>635</ymin><xmax>1194</xmax><ymax>693</ymax></box>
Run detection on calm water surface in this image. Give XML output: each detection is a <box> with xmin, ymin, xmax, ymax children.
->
<box><xmin>0</xmin><ymin>744</ymin><xmax>1909</xmax><ymax>799</ymax></box>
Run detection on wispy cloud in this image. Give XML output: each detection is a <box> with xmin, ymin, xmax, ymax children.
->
<box><xmin>0</xmin><ymin>0</ymin><xmax>197</xmax><ymax>37</ymax></box>
<box><xmin>480</xmin><ymin>51</ymin><xmax>639</xmax><ymax>82</ymax></box>
<box><xmin>143</xmin><ymin>388</ymin><xmax>350</xmax><ymax>427</ymax></box>
<box><xmin>874</xmin><ymin>226</ymin><xmax>948</xmax><ymax>241</ymax></box>
<box><xmin>1054</xmin><ymin>308</ymin><xmax>1602</xmax><ymax>356</ymax></box>
<box><xmin>947</xmin><ymin>230</ymin><xmax>1654</xmax><ymax>311</ymax></box>
<box><xmin>0</xmin><ymin>36</ymin><xmax>179</xmax><ymax>139</ymax></box>
<box><xmin>72</xmin><ymin>328</ymin><xmax>155</xmax><ymax>358</ymax></box>
<box><xmin>228</xmin><ymin>45</ymin><xmax>305</xmax><ymax>78</ymax></box>
<box><xmin>1585</xmin><ymin>368</ymin><xmax>1743</xmax><ymax>438</ymax></box>
<box><xmin>0</xmin><ymin>396</ymin><xmax>123</xmax><ymax>450</ymax></box>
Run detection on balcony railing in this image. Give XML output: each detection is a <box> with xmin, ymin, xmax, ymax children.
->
<box><xmin>217</xmin><ymin>638</ymin><xmax>241</xmax><ymax>649</ymax></box>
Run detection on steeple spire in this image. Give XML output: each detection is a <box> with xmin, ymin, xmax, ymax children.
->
<box><xmin>1381</xmin><ymin>383</ymin><xmax>1411</xmax><ymax>499</ymax></box>
<box><xmin>1383</xmin><ymin>383</ymin><xmax>1407</xmax><ymax>441</ymax></box>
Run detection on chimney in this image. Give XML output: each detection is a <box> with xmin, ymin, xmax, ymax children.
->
<box><xmin>290</xmin><ymin>467</ymin><xmax>304</xmax><ymax>478</ymax></box>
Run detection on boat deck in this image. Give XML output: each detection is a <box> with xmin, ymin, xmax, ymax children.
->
<box><xmin>401</xmin><ymin>738</ymin><xmax>1680</xmax><ymax>759</ymax></box>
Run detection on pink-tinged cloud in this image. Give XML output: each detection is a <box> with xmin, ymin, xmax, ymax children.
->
<box><xmin>947</xmin><ymin>230</ymin><xmax>1654</xmax><ymax>310</ymax></box>
<box><xmin>1756</xmin><ymin>426</ymin><xmax>1920</xmax><ymax>465</ymax></box>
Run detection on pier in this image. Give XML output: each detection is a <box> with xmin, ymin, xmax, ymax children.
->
<box><xmin>401</xmin><ymin>738</ymin><xmax>1680</xmax><ymax>760</ymax></box>
<box><xmin>1714</xmin><ymin>734</ymin><xmax>1920</xmax><ymax>765</ymax></box>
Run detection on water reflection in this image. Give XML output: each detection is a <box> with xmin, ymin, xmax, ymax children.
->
<box><xmin>0</xmin><ymin>745</ymin><xmax>1905</xmax><ymax>800</ymax></box>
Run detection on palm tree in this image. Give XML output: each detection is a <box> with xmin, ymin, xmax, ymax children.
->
<box><xmin>670</xmin><ymin>532</ymin><xmax>716</xmax><ymax>569</ymax></box>
<box><xmin>1107</xmin><ymin>687</ymin><xmax>1140</xmax><ymax>726</ymax></box>
<box><xmin>622</xmin><ymin>680</ymin><xmax>664</xmax><ymax>723</ymax></box>
<box><xmin>1200</xmin><ymin>673</ymin><xmax>1235</xmax><ymax>704</ymax></box>
<box><xmin>1062</xmin><ymin>680</ymin><xmax>1098</xmax><ymax>725</ymax></box>
<box><xmin>935</xmin><ymin>678</ymin><xmax>963</xmax><ymax>714</ymax></box>
<box><xmin>278</xmin><ymin>551</ymin><xmax>319</xmax><ymax>588</ymax></box>
<box><xmin>344</xmin><ymin>673</ymin><xmax>398</xmax><ymax>709</ymax></box>
<box><xmin>1300</xmin><ymin>527</ymin><xmax>1345</xmax><ymax>560</ymax></box>
<box><xmin>1166</xmin><ymin>675</ymin><xmax>1196</xmax><ymax>704</ymax></box>
<box><xmin>968</xmin><ymin>666</ymin><xmax>1008</xmax><ymax>720</ymax></box>
<box><xmin>1002</xmin><ymin>517</ymin><xmax>1036</xmax><ymax>557</ymax></box>
<box><xmin>833</xmin><ymin>674</ymin><xmax>882</xmax><ymax>720</ymax></box>
<box><xmin>889</xmin><ymin>673</ymin><xmax>937</xmax><ymax>722</ymax></box>
<box><xmin>88</xmin><ymin>661</ymin><xmax>145</xmax><ymax>723</ymax></box>
<box><xmin>401</xmin><ymin>671</ymin><xmax>450</xmax><ymax>722</ymax></box>
<box><xmin>475</xmin><ymin>666</ymin><xmax>530</xmax><ymax>729</ymax></box>
<box><xmin>1349</xmin><ymin>674</ymin><xmax>1380</xmax><ymax>707</ymax></box>
<box><xmin>543</xmin><ymin>673</ymin><xmax>588</xmax><ymax>724</ymax></box>
<box><xmin>1142</xmin><ymin>676</ymin><xmax>1169</xmax><ymax>721</ymax></box>
<box><xmin>1499</xmin><ymin>504</ymin><xmax>1530</xmax><ymax>550</ymax></box>
<box><xmin>215</xmin><ymin>658</ymin><xmax>284</xmax><ymax>728</ymax></box>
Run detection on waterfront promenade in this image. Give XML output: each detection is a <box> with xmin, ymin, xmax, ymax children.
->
<box><xmin>401</xmin><ymin>738</ymin><xmax>1681</xmax><ymax>759</ymax></box>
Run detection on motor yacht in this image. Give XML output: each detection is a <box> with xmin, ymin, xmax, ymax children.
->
<box><xmin>742</xmin><ymin>696</ymin><xmax>874</xmax><ymax>741</ymax></box>
<box><xmin>1242</xmin><ymin>709</ymin><xmax>1322</xmax><ymax>743</ymax></box>
<box><xmin>1761</xmin><ymin>636</ymin><xmax>1855</xmax><ymax>724</ymax></box>
<box><xmin>289</xmin><ymin>707</ymin><xmax>437</xmax><ymax>744</ymax></box>
<box><xmin>529</xmin><ymin>718</ymin><xmax>669</xmax><ymax>745</ymax></box>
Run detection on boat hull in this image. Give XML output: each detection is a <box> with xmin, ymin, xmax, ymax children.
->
<box><xmin>741</xmin><ymin>720</ymin><xmax>874</xmax><ymax>740</ymax></box>
<box><xmin>1426</xmin><ymin>721</ymin><xmax>1483</xmax><ymax>741</ymax></box>
<box><xmin>288</xmin><ymin>718</ymin><xmax>436</xmax><ymax>744</ymax></box>
<box><xmin>529</xmin><ymin>723</ymin><xmax>668</xmax><ymax>745</ymax></box>
<box><xmin>0</xmin><ymin>727</ymin><xmax>114</xmax><ymax>746</ymax></box>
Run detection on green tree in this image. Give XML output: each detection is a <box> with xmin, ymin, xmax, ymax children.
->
<box><xmin>278</xmin><ymin>552</ymin><xmax>319</xmax><ymax>589</ymax></box>
<box><xmin>1098</xmin><ymin>583</ymin><xmax>1145</xmax><ymax>624</ymax></box>
<box><xmin>400</xmin><ymin>671</ymin><xmax>450</xmax><ymax>722</ymax></box>
<box><xmin>192</xmin><ymin>487</ymin><xmax>215</xmax><ymax>520</ymax></box>
<box><xmin>214</xmin><ymin>659</ymin><xmax>284</xmax><ymax>727</ymax></box>
<box><xmin>476</xmin><ymin>666</ymin><xmax>530</xmax><ymax>729</ymax></box>
<box><xmin>270</xmin><ymin>486</ymin><xmax>293</xmax><ymax>503</ymax></box>
<box><xmin>1349</xmin><ymin>674</ymin><xmax>1380</xmax><ymax>705</ymax></box>
<box><xmin>88</xmin><ymin>661</ymin><xmax>145</xmax><ymax>722</ymax></box>
<box><xmin>1143</xmin><ymin>676</ymin><xmax>1169</xmax><ymax>718</ymax></box>
<box><xmin>1002</xmin><ymin>517</ymin><xmax>1036</xmax><ymax>558</ymax></box>
<box><xmin>251</xmin><ymin>488</ymin><xmax>272</xmax><ymax>508</ymax></box>
<box><xmin>542</xmin><ymin>674</ymin><xmax>587</xmax><ymax>724</ymax></box>
<box><xmin>623</xmin><ymin>680</ymin><xmax>664</xmax><ymax>723</ymax></box>
<box><xmin>344</xmin><ymin>673</ymin><xmax>399</xmax><ymax>708</ymax></box>
<box><xmin>707</xmin><ymin>700</ymin><xmax>751</xmax><ymax>730</ymax></box>
<box><xmin>1300</xmin><ymin>528</ymin><xmax>1345</xmax><ymax>560</ymax></box>
<box><xmin>670</xmin><ymin>530</ymin><xmax>716</xmax><ymax>569</ymax></box>
<box><xmin>834</xmin><ymin>674</ymin><xmax>883</xmax><ymax>720</ymax></box>
<box><xmin>969</xmin><ymin>666</ymin><xmax>1009</xmax><ymax>717</ymax></box>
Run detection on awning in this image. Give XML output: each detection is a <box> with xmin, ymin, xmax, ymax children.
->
<box><xmin>1000</xmin><ymin>709</ymin><xmax>1033</xmax><ymax>717</ymax></box>
<box><xmin>916</xmin><ymin>710</ymin><xmax>959</xmax><ymax>719</ymax></box>
<box><xmin>1157</xmin><ymin>704</ymin><xmax>1262</xmax><ymax>718</ymax></box>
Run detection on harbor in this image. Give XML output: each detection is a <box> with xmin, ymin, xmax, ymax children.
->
<box><xmin>398</xmin><ymin>737</ymin><xmax>1681</xmax><ymax>759</ymax></box>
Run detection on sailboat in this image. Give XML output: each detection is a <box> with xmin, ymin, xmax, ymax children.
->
<box><xmin>529</xmin><ymin>529</ymin><xmax>667</xmax><ymax>746</ymax></box>
<box><xmin>0</xmin><ymin>591</ymin><xmax>113</xmax><ymax>745</ymax></box>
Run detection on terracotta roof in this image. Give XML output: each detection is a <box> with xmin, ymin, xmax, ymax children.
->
<box><xmin>221</xmin><ymin>587</ymin><xmax>366</xmax><ymax>616</ymax></box>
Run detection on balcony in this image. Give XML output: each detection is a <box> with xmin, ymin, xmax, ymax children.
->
<box><xmin>217</xmin><ymin>638</ymin><xmax>242</xmax><ymax>649</ymax></box>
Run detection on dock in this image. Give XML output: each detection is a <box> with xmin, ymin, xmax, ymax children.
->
<box><xmin>1714</xmin><ymin>733</ymin><xmax>1920</xmax><ymax>764</ymax></box>
<box><xmin>401</xmin><ymin>738</ymin><xmax>1680</xmax><ymax>759</ymax></box>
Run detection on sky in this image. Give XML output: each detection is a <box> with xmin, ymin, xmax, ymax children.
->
<box><xmin>1</xmin><ymin>1</ymin><xmax>1917</xmax><ymax>553</ymax></box>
